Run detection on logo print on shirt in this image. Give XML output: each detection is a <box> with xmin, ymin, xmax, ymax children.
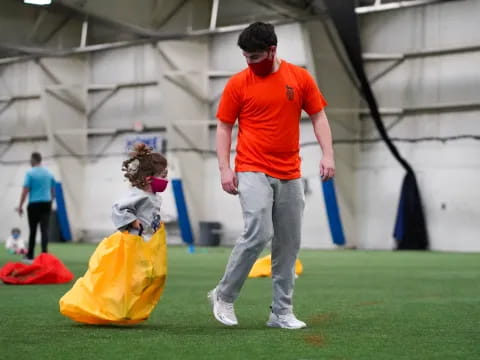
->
<box><xmin>286</xmin><ymin>85</ymin><xmax>294</xmax><ymax>101</ymax></box>
<box><xmin>151</xmin><ymin>213</ymin><xmax>161</xmax><ymax>231</ymax></box>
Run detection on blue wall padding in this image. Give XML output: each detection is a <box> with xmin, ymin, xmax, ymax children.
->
<box><xmin>172</xmin><ymin>179</ymin><xmax>194</xmax><ymax>245</ymax></box>
<box><xmin>55</xmin><ymin>182</ymin><xmax>72</xmax><ymax>241</ymax></box>
<box><xmin>393</xmin><ymin>184</ymin><xmax>406</xmax><ymax>242</ymax></box>
<box><xmin>321</xmin><ymin>178</ymin><xmax>346</xmax><ymax>246</ymax></box>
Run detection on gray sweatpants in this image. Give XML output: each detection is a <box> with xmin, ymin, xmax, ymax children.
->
<box><xmin>216</xmin><ymin>172</ymin><xmax>305</xmax><ymax>315</ymax></box>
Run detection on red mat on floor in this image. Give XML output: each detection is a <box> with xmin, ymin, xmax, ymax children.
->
<box><xmin>0</xmin><ymin>253</ymin><xmax>74</xmax><ymax>285</ymax></box>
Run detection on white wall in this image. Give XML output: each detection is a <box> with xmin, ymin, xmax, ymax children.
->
<box><xmin>2</xmin><ymin>2</ymin><xmax>478</xmax><ymax>252</ymax></box>
<box><xmin>358</xmin><ymin>0</ymin><xmax>480</xmax><ymax>251</ymax></box>
<box><xmin>0</xmin><ymin>59</ymin><xmax>50</xmax><ymax>244</ymax></box>
<box><xmin>89</xmin><ymin>45</ymin><xmax>162</xmax><ymax>129</ymax></box>
<box><xmin>0</xmin><ymin>61</ymin><xmax>43</xmax><ymax>136</ymax></box>
<box><xmin>0</xmin><ymin>40</ymin><xmax>207</xmax><ymax>245</ymax></box>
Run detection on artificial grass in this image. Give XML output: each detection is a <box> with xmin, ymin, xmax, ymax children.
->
<box><xmin>0</xmin><ymin>244</ymin><xmax>479</xmax><ymax>360</ymax></box>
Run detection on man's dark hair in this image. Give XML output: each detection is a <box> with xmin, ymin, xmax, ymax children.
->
<box><xmin>237</xmin><ymin>22</ymin><xmax>277</xmax><ymax>52</ymax></box>
<box><xmin>31</xmin><ymin>152</ymin><xmax>42</xmax><ymax>164</ymax></box>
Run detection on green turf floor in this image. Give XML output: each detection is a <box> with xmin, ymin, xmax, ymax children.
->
<box><xmin>1</xmin><ymin>244</ymin><xmax>479</xmax><ymax>360</ymax></box>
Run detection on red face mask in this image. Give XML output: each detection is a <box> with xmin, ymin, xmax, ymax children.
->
<box><xmin>248</xmin><ymin>49</ymin><xmax>275</xmax><ymax>77</ymax></box>
<box><xmin>148</xmin><ymin>177</ymin><xmax>168</xmax><ymax>193</ymax></box>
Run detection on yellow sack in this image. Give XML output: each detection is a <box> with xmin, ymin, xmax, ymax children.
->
<box><xmin>248</xmin><ymin>254</ymin><xmax>303</xmax><ymax>278</ymax></box>
<box><xmin>59</xmin><ymin>225</ymin><xmax>167</xmax><ymax>325</ymax></box>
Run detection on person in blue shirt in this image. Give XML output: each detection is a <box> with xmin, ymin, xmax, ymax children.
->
<box><xmin>16</xmin><ymin>152</ymin><xmax>56</xmax><ymax>262</ymax></box>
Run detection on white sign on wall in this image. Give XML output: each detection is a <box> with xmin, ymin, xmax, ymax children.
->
<box><xmin>125</xmin><ymin>135</ymin><xmax>163</xmax><ymax>153</ymax></box>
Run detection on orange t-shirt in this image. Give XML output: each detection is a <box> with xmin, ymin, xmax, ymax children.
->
<box><xmin>216</xmin><ymin>60</ymin><xmax>327</xmax><ymax>180</ymax></box>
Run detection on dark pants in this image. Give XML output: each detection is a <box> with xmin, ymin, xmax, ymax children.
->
<box><xmin>27</xmin><ymin>202</ymin><xmax>52</xmax><ymax>259</ymax></box>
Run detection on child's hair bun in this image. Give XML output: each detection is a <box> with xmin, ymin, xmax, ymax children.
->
<box><xmin>122</xmin><ymin>142</ymin><xmax>167</xmax><ymax>189</ymax></box>
<box><xmin>130</xmin><ymin>142</ymin><xmax>152</xmax><ymax>158</ymax></box>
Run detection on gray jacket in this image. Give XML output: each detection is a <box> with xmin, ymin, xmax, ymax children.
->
<box><xmin>112</xmin><ymin>187</ymin><xmax>162</xmax><ymax>238</ymax></box>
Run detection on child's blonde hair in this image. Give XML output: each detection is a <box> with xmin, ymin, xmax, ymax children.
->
<box><xmin>122</xmin><ymin>143</ymin><xmax>167</xmax><ymax>189</ymax></box>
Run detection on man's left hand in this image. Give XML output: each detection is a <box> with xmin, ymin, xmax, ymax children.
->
<box><xmin>320</xmin><ymin>156</ymin><xmax>335</xmax><ymax>182</ymax></box>
<box><xmin>15</xmin><ymin>207</ymin><xmax>24</xmax><ymax>216</ymax></box>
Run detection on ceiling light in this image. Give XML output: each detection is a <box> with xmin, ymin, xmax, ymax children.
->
<box><xmin>24</xmin><ymin>0</ymin><xmax>52</xmax><ymax>5</ymax></box>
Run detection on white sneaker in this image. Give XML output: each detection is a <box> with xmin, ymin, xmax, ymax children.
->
<box><xmin>207</xmin><ymin>288</ymin><xmax>238</xmax><ymax>326</ymax></box>
<box><xmin>267</xmin><ymin>311</ymin><xmax>307</xmax><ymax>329</ymax></box>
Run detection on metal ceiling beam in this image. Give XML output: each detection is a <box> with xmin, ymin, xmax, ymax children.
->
<box><xmin>0</xmin><ymin>8</ymin><xmax>289</xmax><ymax>60</ymax></box>
<box><xmin>329</xmin><ymin>101</ymin><xmax>480</xmax><ymax>116</ymax></box>
<box><xmin>80</xmin><ymin>19</ymin><xmax>88</xmax><ymax>47</ymax></box>
<box><xmin>87</xmin><ymin>80</ymin><xmax>158</xmax><ymax>118</ymax></box>
<box><xmin>0</xmin><ymin>6</ymin><xmax>321</xmax><ymax>62</ymax></box>
<box><xmin>209</xmin><ymin>0</ymin><xmax>220</xmax><ymax>30</ymax></box>
<box><xmin>364</xmin><ymin>43</ymin><xmax>480</xmax><ymax>82</ymax></box>
<box><xmin>355</xmin><ymin>0</ymin><xmax>446</xmax><ymax>14</ymax></box>
<box><xmin>2</xmin><ymin>33</ymin><xmax>478</xmax><ymax>67</ymax></box>
<box><xmin>0</xmin><ymin>100</ymin><xmax>14</xmax><ymax>116</ymax></box>
<box><xmin>155</xmin><ymin>45</ymin><xmax>209</xmax><ymax>103</ymax></box>
<box><xmin>45</xmin><ymin>87</ymin><xmax>85</xmax><ymax>113</ymax></box>
<box><xmin>0</xmin><ymin>94</ymin><xmax>41</xmax><ymax>103</ymax></box>
<box><xmin>0</xmin><ymin>0</ymin><xmax>451</xmax><ymax>63</ymax></box>
<box><xmin>0</xmin><ymin>43</ymin><xmax>52</xmax><ymax>56</ymax></box>
<box><xmin>364</xmin><ymin>44</ymin><xmax>480</xmax><ymax>62</ymax></box>
<box><xmin>0</xmin><ymin>56</ymin><xmax>30</xmax><ymax>65</ymax></box>
<box><xmin>54</xmin><ymin>0</ymin><xmax>320</xmax><ymax>41</ymax></box>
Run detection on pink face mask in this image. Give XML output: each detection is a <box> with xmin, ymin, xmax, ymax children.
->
<box><xmin>248</xmin><ymin>49</ymin><xmax>275</xmax><ymax>77</ymax></box>
<box><xmin>149</xmin><ymin>177</ymin><xmax>168</xmax><ymax>193</ymax></box>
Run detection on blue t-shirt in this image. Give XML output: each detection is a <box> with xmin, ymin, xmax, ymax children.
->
<box><xmin>23</xmin><ymin>166</ymin><xmax>56</xmax><ymax>203</ymax></box>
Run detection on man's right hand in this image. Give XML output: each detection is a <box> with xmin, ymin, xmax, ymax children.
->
<box><xmin>220</xmin><ymin>168</ymin><xmax>238</xmax><ymax>195</ymax></box>
<box><xmin>15</xmin><ymin>207</ymin><xmax>23</xmax><ymax>216</ymax></box>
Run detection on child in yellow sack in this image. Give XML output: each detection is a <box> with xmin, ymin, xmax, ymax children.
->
<box><xmin>59</xmin><ymin>143</ymin><xmax>168</xmax><ymax>325</ymax></box>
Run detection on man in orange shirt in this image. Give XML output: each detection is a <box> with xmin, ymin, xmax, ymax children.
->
<box><xmin>208</xmin><ymin>22</ymin><xmax>335</xmax><ymax>329</ymax></box>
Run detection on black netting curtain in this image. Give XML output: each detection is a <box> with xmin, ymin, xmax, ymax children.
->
<box><xmin>323</xmin><ymin>0</ymin><xmax>428</xmax><ymax>249</ymax></box>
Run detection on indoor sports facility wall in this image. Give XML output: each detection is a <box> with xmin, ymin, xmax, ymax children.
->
<box><xmin>1</xmin><ymin>0</ymin><xmax>478</xmax><ymax>251</ymax></box>
<box><xmin>356</xmin><ymin>1</ymin><xmax>480</xmax><ymax>251</ymax></box>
